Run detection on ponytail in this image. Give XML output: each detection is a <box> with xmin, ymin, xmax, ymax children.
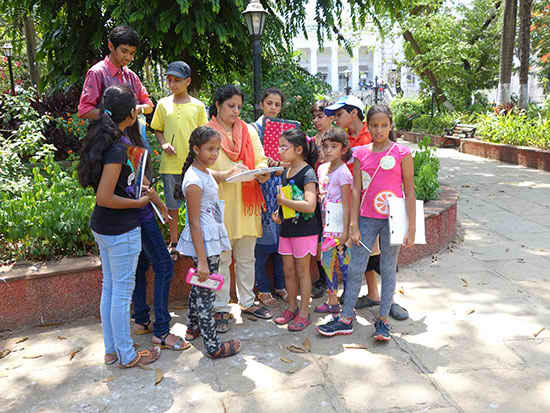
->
<box><xmin>173</xmin><ymin>151</ymin><xmax>194</xmax><ymax>201</ymax></box>
<box><xmin>280</xmin><ymin>128</ymin><xmax>318</xmax><ymax>168</ymax></box>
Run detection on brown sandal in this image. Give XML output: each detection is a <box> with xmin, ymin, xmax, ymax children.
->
<box><xmin>257</xmin><ymin>292</ymin><xmax>278</xmax><ymax>307</ymax></box>
<box><xmin>104</xmin><ymin>353</ymin><xmax>118</xmax><ymax>365</ymax></box>
<box><xmin>185</xmin><ymin>328</ymin><xmax>200</xmax><ymax>341</ymax></box>
<box><xmin>119</xmin><ymin>347</ymin><xmax>160</xmax><ymax>368</ymax></box>
<box><xmin>273</xmin><ymin>288</ymin><xmax>289</xmax><ymax>302</ymax></box>
<box><xmin>207</xmin><ymin>339</ymin><xmax>241</xmax><ymax>359</ymax></box>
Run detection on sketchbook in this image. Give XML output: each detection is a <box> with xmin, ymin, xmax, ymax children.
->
<box><xmin>388</xmin><ymin>198</ymin><xmax>426</xmax><ymax>245</ymax></box>
<box><xmin>125</xmin><ymin>145</ymin><xmax>148</xmax><ymax>199</ymax></box>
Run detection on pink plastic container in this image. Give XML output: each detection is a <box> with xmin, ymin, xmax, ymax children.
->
<box><xmin>185</xmin><ymin>268</ymin><xmax>225</xmax><ymax>291</ymax></box>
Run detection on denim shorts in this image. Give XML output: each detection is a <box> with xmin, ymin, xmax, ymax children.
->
<box><xmin>161</xmin><ymin>173</ymin><xmax>182</xmax><ymax>210</ymax></box>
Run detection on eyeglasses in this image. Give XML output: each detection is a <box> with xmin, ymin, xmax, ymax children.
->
<box><xmin>278</xmin><ymin>145</ymin><xmax>291</xmax><ymax>152</ymax></box>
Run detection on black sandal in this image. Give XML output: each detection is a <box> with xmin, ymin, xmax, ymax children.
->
<box><xmin>208</xmin><ymin>339</ymin><xmax>240</xmax><ymax>359</ymax></box>
<box><xmin>242</xmin><ymin>305</ymin><xmax>273</xmax><ymax>320</ymax></box>
<box><xmin>134</xmin><ymin>320</ymin><xmax>153</xmax><ymax>335</ymax></box>
<box><xmin>154</xmin><ymin>332</ymin><xmax>191</xmax><ymax>351</ymax></box>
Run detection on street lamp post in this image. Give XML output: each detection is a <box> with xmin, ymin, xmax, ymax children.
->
<box><xmin>242</xmin><ymin>0</ymin><xmax>268</xmax><ymax>120</ymax></box>
<box><xmin>1</xmin><ymin>42</ymin><xmax>15</xmax><ymax>96</ymax></box>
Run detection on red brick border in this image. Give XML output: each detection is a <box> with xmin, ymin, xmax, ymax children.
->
<box><xmin>1</xmin><ymin>187</ymin><xmax>458</xmax><ymax>329</ymax></box>
<box><xmin>398</xmin><ymin>130</ymin><xmax>550</xmax><ymax>172</ymax></box>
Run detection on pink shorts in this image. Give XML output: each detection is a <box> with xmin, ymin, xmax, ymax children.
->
<box><xmin>278</xmin><ymin>235</ymin><xmax>318</xmax><ymax>258</ymax></box>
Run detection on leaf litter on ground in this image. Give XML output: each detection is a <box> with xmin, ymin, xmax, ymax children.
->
<box><xmin>15</xmin><ymin>337</ymin><xmax>28</xmax><ymax>344</ymax></box>
<box><xmin>69</xmin><ymin>347</ymin><xmax>83</xmax><ymax>361</ymax></box>
<box><xmin>533</xmin><ymin>327</ymin><xmax>545</xmax><ymax>338</ymax></box>
<box><xmin>155</xmin><ymin>368</ymin><xmax>163</xmax><ymax>385</ymax></box>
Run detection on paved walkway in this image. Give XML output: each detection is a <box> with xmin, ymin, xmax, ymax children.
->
<box><xmin>2</xmin><ymin>143</ymin><xmax>550</xmax><ymax>413</ymax></box>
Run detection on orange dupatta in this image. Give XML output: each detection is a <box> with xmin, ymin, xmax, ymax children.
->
<box><xmin>208</xmin><ymin>116</ymin><xmax>265</xmax><ymax>216</ymax></box>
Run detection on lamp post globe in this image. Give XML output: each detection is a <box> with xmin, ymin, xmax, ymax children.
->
<box><xmin>242</xmin><ymin>0</ymin><xmax>268</xmax><ymax>120</ymax></box>
<box><xmin>1</xmin><ymin>42</ymin><xmax>15</xmax><ymax>96</ymax></box>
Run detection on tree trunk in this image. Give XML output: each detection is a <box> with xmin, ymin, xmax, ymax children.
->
<box><xmin>23</xmin><ymin>13</ymin><xmax>40</xmax><ymax>87</ymax></box>
<box><xmin>402</xmin><ymin>30</ymin><xmax>454</xmax><ymax>110</ymax></box>
<box><xmin>497</xmin><ymin>0</ymin><xmax>518</xmax><ymax>106</ymax></box>
<box><xmin>518</xmin><ymin>0</ymin><xmax>532</xmax><ymax>109</ymax></box>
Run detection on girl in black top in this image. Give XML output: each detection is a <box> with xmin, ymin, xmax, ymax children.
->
<box><xmin>78</xmin><ymin>85</ymin><xmax>160</xmax><ymax>368</ymax></box>
<box><xmin>272</xmin><ymin>129</ymin><xmax>321</xmax><ymax>331</ymax></box>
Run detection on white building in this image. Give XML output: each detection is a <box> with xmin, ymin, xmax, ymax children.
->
<box><xmin>292</xmin><ymin>22</ymin><xmax>421</xmax><ymax>101</ymax></box>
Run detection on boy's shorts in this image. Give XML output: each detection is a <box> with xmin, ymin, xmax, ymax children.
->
<box><xmin>161</xmin><ymin>174</ymin><xmax>182</xmax><ymax>210</ymax></box>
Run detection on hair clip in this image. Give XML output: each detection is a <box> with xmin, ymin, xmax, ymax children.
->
<box><xmin>104</xmin><ymin>109</ymin><xmax>112</xmax><ymax>116</ymax></box>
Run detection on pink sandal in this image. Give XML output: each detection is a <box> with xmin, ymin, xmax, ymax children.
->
<box><xmin>274</xmin><ymin>308</ymin><xmax>299</xmax><ymax>325</ymax></box>
<box><xmin>288</xmin><ymin>314</ymin><xmax>311</xmax><ymax>331</ymax></box>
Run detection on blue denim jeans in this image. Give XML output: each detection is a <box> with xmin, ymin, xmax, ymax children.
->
<box><xmin>93</xmin><ymin>227</ymin><xmax>141</xmax><ymax>365</ymax></box>
<box><xmin>342</xmin><ymin>217</ymin><xmax>400</xmax><ymax>319</ymax></box>
<box><xmin>132</xmin><ymin>218</ymin><xmax>175</xmax><ymax>338</ymax></box>
<box><xmin>254</xmin><ymin>243</ymin><xmax>285</xmax><ymax>293</ymax></box>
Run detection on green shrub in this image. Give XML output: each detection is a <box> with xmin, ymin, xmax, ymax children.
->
<box><xmin>413</xmin><ymin>136</ymin><xmax>440</xmax><ymax>201</ymax></box>
<box><xmin>475</xmin><ymin>113</ymin><xmax>550</xmax><ymax>150</ymax></box>
<box><xmin>391</xmin><ymin>96</ymin><xmax>430</xmax><ymax>130</ymax></box>
<box><xmin>0</xmin><ymin>155</ymin><xmax>96</xmax><ymax>261</ymax></box>
<box><xmin>410</xmin><ymin>111</ymin><xmax>478</xmax><ymax>135</ymax></box>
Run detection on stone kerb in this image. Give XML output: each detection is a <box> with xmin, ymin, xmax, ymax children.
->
<box><xmin>1</xmin><ymin>188</ymin><xmax>458</xmax><ymax>329</ymax></box>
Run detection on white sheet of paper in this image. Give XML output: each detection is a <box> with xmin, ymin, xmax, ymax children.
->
<box><xmin>225</xmin><ymin>167</ymin><xmax>284</xmax><ymax>183</ymax></box>
<box><xmin>324</xmin><ymin>202</ymin><xmax>344</xmax><ymax>234</ymax></box>
<box><xmin>388</xmin><ymin>198</ymin><xmax>426</xmax><ymax>245</ymax></box>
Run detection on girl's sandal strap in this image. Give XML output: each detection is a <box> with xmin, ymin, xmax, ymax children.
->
<box><xmin>157</xmin><ymin>333</ymin><xmax>191</xmax><ymax>351</ymax></box>
<box><xmin>257</xmin><ymin>292</ymin><xmax>278</xmax><ymax>306</ymax></box>
<box><xmin>134</xmin><ymin>320</ymin><xmax>153</xmax><ymax>335</ymax></box>
<box><xmin>104</xmin><ymin>353</ymin><xmax>118</xmax><ymax>365</ymax></box>
<box><xmin>185</xmin><ymin>328</ymin><xmax>200</xmax><ymax>341</ymax></box>
<box><xmin>208</xmin><ymin>340</ymin><xmax>240</xmax><ymax>359</ymax></box>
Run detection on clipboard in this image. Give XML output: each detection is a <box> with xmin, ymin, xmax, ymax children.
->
<box><xmin>225</xmin><ymin>166</ymin><xmax>284</xmax><ymax>183</ymax></box>
<box><xmin>388</xmin><ymin>198</ymin><xmax>426</xmax><ymax>245</ymax></box>
<box><xmin>280</xmin><ymin>184</ymin><xmax>295</xmax><ymax>219</ymax></box>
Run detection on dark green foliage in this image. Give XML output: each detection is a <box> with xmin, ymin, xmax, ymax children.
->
<box><xmin>413</xmin><ymin>136</ymin><xmax>440</xmax><ymax>201</ymax></box>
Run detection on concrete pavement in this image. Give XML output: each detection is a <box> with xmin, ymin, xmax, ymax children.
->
<box><xmin>1</xmin><ymin>143</ymin><xmax>550</xmax><ymax>413</ymax></box>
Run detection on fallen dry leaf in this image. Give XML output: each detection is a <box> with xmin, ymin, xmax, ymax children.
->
<box><xmin>398</xmin><ymin>287</ymin><xmax>405</xmax><ymax>295</ymax></box>
<box><xmin>103</xmin><ymin>376</ymin><xmax>115</xmax><ymax>383</ymax></box>
<box><xmin>287</xmin><ymin>369</ymin><xmax>297</xmax><ymax>375</ymax></box>
<box><xmin>466</xmin><ymin>309</ymin><xmax>475</xmax><ymax>316</ymax></box>
<box><xmin>154</xmin><ymin>368</ymin><xmax>163</xmax><ymax>385</ymax></box>
<box><xmin>533</xmin><ymin>327</ymin><xmax>545</xmax><ymax>338</ymax></box>
<box><xmin>343</xmin><ymin>344</ymin><xmax>368</xmax><ymax>350</ymax></box>
<box><xmin>69</xmin><ymin>347</ymin><xmax>83</xmax><ymax>361</ymax></box>
<box><xmin>461</xmin><ymin>278</ymin><xmax>468</xmax><ymax>287</ymax></box>
<box><xmin>57</xmin><ymin>336</ymin><xmax>67</xmax><ymax>340</ymax></box>
<box><xmin>23</xmin><ymin>355</ymin><xmax>42</xmax><ymax>359</ymax></box>
<box><xmin>15</xmin><ymin>337</ymin><xmax>28</xmax><ymax>344</ymax></box>
<box><xmin>6</xmin><ymin>364</ymin><xmax>22</xmax><ymax>370</ymax></box>
<box><xmin>0</xmin><ymin>349</ymin><xmax>11</xmax><ymax>359</ymax></box>
<box><xmin>287</xmin><ymin>345</ymin><xmax>307</xmax><ymax>353</ymax></box>
<box><xmin>303</xmin><ymin>337</ymin><xmax>311</xmax><ymax>352</ymax></box>
<box><xmin>246</xmin><ymin>315</ymin><xmax>258</xmax><ymax>322</ymax></box>
<box><xmin>280</xmin><ymin>357</ymin><xmax>292</xmax><ymax>364</ymax></box>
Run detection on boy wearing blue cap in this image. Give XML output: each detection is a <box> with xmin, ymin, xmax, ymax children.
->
<box><xmin>151</xmin><ymin>61</ymin><xmax>208</xmax><ymax>256</ymax></box>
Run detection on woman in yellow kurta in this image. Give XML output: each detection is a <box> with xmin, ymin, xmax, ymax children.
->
<box><xmin>208</xmin><ymin>85</ymin><xmax>272</xmax><ymax>332</ymax></box>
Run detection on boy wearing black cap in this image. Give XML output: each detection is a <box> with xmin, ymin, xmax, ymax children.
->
<box><xmin>151</xmin><ymin>61</ymin><xmax>208</xmax><ymax>255</ymax></box>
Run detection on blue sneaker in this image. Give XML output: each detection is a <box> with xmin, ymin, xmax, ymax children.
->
<box><xmin>373</xmin><ymin>319</ymin><xmax>391</xmax><ymax>342</ymax></box>
<box><xmin>317</xmin><ymin>316</ymin><xmax>353</xmax><ymax>337</ymax></box>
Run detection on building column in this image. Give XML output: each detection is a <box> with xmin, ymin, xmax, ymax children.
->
<box><xmin>331</xmin><ymin>43</ymin><xmax>339</xmax><ymax>91</ymax></box>
<box><xmin>352</xmin><ymin>46</ymin><xmax>360</xmax><ymax>91</ymax></box>
<box><xmin>372</xmin><ymin>47</ymin><xmax>382</xmax><ymax>82</ymax></box>
<box><xmin>310</xmin><ymin>47</ymin><xmax>318</xmax><ymax>75</ymax></box>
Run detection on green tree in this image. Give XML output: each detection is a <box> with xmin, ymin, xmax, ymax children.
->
<box><xmin>399</xmin><ymin>0</ymin><xmax>501</xmax><ymax>109</ymax></box>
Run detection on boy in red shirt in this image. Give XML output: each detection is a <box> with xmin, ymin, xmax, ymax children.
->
<box><xmin>78</xmin><ymin>25</ymin><xmax>153</xmax><ymax>120</ymax></box>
